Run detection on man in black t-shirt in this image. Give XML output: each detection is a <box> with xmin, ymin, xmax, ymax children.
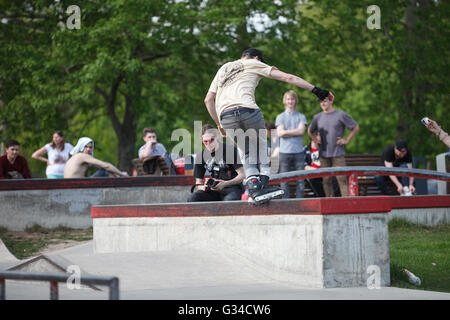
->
<box><xmin>188</xmin><ymin>124</ymin><xmax>245</xmax><ymax>202</ymax></box>
<box><xmin>375</xmin><ymin>140</ymin><xmax>415</xmax><ymax>195</ymax></box>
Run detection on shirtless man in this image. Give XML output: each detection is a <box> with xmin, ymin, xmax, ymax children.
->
<box><xmin>64</xmin><ymin>137</ymin><xmax>128</xmax><ymax>178</ymax></box>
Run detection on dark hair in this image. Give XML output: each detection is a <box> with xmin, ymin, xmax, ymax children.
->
<box><xmin>201</xmin><ymin>124</ymin><xmax>216</xmax><ymax>136</ymax></box>
<box><xmin>51</xmin><ymin>130</ymin><xmax>65</xmax><ymax>150</ymax></box>
<box><xmin>142</xmin><ymin>127</ymin><xmax>157</xmax><ymax>137</ymax></box>
<box><xmin>5</xmin><ymin>139</ymin><xmax>20</xmax><ymax>148</ymax></box>
<box><xmin>241</xmin><ymin>48</ymin><xmax>266</xmax><ymax>63</ymax></box>
<box><xmin>395</xmin><ymin>140</ymin><xmax>408</xmax><ymax>151</ymax></box>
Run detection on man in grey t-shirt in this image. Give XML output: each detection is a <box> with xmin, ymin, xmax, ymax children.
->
<box><xmin>308</xmin><ymin>97</ymin><xmax>359</xmax><ymax>197</ymax></box>
<box><xmin>275</xmin><ymin>90</ymin><xmax>308</xmax><ymax>198</ymax></box>
<box><xmin>138</xmin><ymin>127</ymin><xmax>167</xmax><ymax>159</ymax></box>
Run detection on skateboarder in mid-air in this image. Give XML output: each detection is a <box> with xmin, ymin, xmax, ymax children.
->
<box><xmin>204</xmin><ymin>48</ymin><xmax>334</xmax><ymax>205</ymax></box>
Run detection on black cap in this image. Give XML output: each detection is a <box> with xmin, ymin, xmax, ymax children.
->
<box><xmin>395</xmin><ymin>140</ymin><xmax>408</xmax><ymax>151</ymax></box>
<box><xmin>241</xmin><ymin>48</ymin><xmax>266</xmax><ymax>63</ymax></box>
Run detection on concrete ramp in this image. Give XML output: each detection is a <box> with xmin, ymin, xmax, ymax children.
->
<box><xmin>5</xmin><ymin>253</ymin><xmax>99</xmax><ymax>290</ymax></box>
<box><xmin>3</xmin><ymin>240</ymin><xmax>450</xmax><ymax>299</ymax></box>
<box><xmin>0</xmin><ymin>238</ymin><xmax>19</xmax><ymax>268</ymax></box>
<box><xmin>47</xmin><ymin>242</ymin><xmax>280</xmax><ymax>292</ymax></box>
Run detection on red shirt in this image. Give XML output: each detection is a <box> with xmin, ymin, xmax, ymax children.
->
<box><xmin>310</xmin><ymin>147</ymin><xmax>321</xmax><ymax>169</ymax></box>
<box><xmin>0</xmin><ymin>155</ymin><xmax>32</xmax><ymax>179</ymax></box>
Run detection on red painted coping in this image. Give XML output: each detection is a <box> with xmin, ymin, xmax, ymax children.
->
<box><xmin>0</xmin><ymin>175</ymin><xmax>195</xmax><ymax>191</ymax></box>
<box><xmin>91</xmin><ymin>197</ymin><xmax>392</xmax><ymax>219</ymax></box>
<box><xmin>389</xmin><ymin>195</ymin><xmax>450</xmax><ymax>209</ymax></box>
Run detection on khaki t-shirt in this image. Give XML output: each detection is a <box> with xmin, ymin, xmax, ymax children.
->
<box><xmin>208</xmin><ymin>58</ymin><xmax>274</xmax><ymax>117</ymax></box>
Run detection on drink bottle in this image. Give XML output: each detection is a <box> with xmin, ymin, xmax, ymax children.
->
<box><xmin>402</xmin><ymin>269</ymin><xmax>421</xmax><ymax>286</ymax></box>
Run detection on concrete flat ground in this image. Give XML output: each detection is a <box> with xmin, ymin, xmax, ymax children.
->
<box><xmin>1</xmin><ymin>241</ymin><xmax>449</xmax><ymax>300</ymax></box>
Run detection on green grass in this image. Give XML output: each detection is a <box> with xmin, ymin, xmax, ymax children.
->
<box><xmin>0</xmin><ymin>224</ymin><xmax>93</xmax><ymax>260</ymax></box>
<box><xmin>389</xmin><ymin>218</ymin><xmax>450</xmax><ymax>293</ymax></box>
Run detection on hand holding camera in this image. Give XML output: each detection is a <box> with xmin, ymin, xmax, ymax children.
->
<box><xmin>206</xmin><ymin>178</ymin><xmax>220</xmax><ymax>190</ymax></box>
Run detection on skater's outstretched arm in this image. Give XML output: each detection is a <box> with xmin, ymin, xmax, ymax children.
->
<box><xmin>270</xmin><ymin>69</ymin><xmax>334</xmax><ymax>101</ymax></box>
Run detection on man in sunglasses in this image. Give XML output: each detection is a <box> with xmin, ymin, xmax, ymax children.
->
<box><xmin>188</xmin><ymin>124</ymin><xmax>245</xmax><ymax>202</ymax></box>
<box><xmin>204</xmin><ymin>48</ymin><xmax>334</xmax><ymax>204</ymax></box>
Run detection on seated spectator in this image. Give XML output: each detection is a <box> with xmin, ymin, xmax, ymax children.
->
<box><xmin>0</xmin><ymin>140</ymin><xmax>32</xmax><ymax>179</ymax></box>
<box><xmin>138</xmin><ymin>127</ymin><xmax>175</xmax><ymax>174</ymax></box>
<box><xmin>138</xmin><ymin>128</ymin><xmax>167</xmax><ymax>160</ymax></box>
<box><xmin>375</xmin><ymin>140</ymin><xmax>415</xmax><ymax>196</ymax></box>
<box><xmin>31</xmin><ymin>130</ymin><xmax>74</xmax><ymax>179</ymax></box>
<box><xmin>188</xmin><ymin>124</ymin><xmax>245</xmax><ymax>202</ymax></box>
<box><xmin>424</xmin><ymin>119</ymin><xmax>450</xmax><ymax>148</ymax></box>
<box><xmin>64</xmin><ymin>137</ymin><xmax>128</xmax><ymax>178</ymax></box>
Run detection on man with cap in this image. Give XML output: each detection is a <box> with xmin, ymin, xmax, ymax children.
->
<box><xmin>375</xmin><ymin>140</ymin><xmax>415</xmax><ymax>195</ymax></box>
<box><xmin>204</xmin><ymin>48</ymin><xmax>334</xmax><ymax>205</ymax></box>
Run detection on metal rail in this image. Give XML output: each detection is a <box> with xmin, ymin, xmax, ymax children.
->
<box><xmin>269</xmin><ymin>166</ymin><xmax>450</xmax><ymax>196</ymax></box>
<box><xmin>0</xmin><ymin>270</ymin><xmax>119</xmax><ymax>300</ymax></box>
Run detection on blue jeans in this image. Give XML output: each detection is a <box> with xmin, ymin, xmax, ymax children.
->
<box><xmin>375</xmin><ymin>163</ymin><xmax>410</xmax><ymax>195</ymax></box>
<box><xmin>220</xmin><ymin>108</ymin><xmax>270</xmax><ymax>178</ymax></box>
<box><xmin>279</xmin><ymin>152</ymin><xmax>305</xmax><ymax>198</ymax></box>
<box><xmin>90</xmin><ymin>168</ymin><xmax>109</xmax><ymax>177</ymax></box>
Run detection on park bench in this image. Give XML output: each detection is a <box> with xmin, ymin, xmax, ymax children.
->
<box><xmin>286</xmin><ymin>153</ymin><xmax>396</xmax><ymax>197</ymax></box>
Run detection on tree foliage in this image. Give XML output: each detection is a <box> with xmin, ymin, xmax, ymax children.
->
<box><xmin>0</xmin><ymin>0</ymin><xmax>448</xmax><ymax>176</ymax></box>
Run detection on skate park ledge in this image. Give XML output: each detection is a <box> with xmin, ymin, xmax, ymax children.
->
<box><xmin>91</xmin><ymin>196</ymin><xmax>450</xmax><ymax>288</ymax></box>
<box><xmin>91</xmin><ymin>196</ymin><xmax>404</xmax><ymax>288</ymax></box>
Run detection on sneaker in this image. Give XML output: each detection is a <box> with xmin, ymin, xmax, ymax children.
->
<box><xmin>402</xmin><ymin>186</ymin><xmax>412</xmax><ymax>196</ymax></box>
<box><xmin>246</xmin><ymin>175</ymin><xmax>284</xmax><ymax>205</ymax></box>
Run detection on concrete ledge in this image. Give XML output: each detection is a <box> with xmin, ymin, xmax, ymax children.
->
<box><xmin>91</xmin><ymin>196</ymin><xmax>391</xmax><ymax>218</ymax></box>
<box><xmin>388</xmin><ymin>195</ymin><xmax>450</xmax><ymax>226</ymax></box>
<box><xmin>92</xmin><ymin>197</ymin><xmax>391</xmax><ymax>288</ymax></box>
<box><xmin>0</xmin><ymin>175</ymin><xmax>195</xmax><ymax>191</ymax></box>
<box><xmin>0</xmin><ymin>186</ymin><xmax>191</xmax><ymax>231</ymax></box>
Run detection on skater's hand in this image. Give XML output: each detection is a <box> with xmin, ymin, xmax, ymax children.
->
<box><xmin>397</xmin><ymin>184</ymin><xmax>404</xmax><ymax>195</ymax></box>
<box><xmin>409</xmin><ymin>185</ymin><xmax>416</xmax><ymax>194</ymax></box>
<box><xmin>312</xmin><ymin>86</ymin><xmax>333</xmax><ymax>101</ymax></box>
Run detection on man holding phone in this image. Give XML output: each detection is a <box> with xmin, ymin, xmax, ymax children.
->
<box><xmin>138</xmin><ymin>127</ymin><xmax>167</xmax><ymax>160</ymax></box>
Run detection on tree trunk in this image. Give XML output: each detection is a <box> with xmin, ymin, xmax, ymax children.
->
<box><xmin>398</xmin><ymin>0</ymin><xmax>430</xmax><ymax>141</ymax></box>
<box><xmin>116</xmin><ymin>94</ymin><xmax>137</xmax><ymax>174</ymax></box>
<box><xmin>96</xmin><ymin>74</ymin><xmax>137</xmax><ymax>175</ymax></box>
<box><xmin>397</xmin><ymin>0</ymin><xmax>417</xmax><ymax>140</ymax></box>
